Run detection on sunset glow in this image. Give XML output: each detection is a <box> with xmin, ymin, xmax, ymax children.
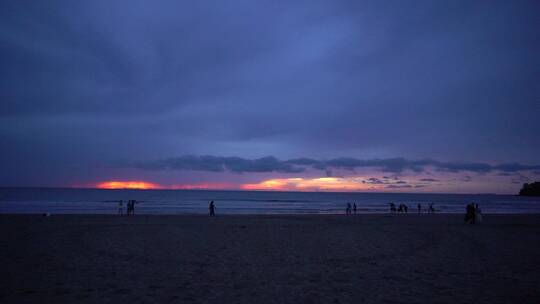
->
<box><xmin>241</xmin><ymin>177</ymin><xmax>373</xmax><ymax>192</ymax></box>
<box><xmin>96</xmin><ymin>181</ymin><xmax>161</xmax><ymax>190</ymax></box>
<box><xmin>94</xmin><ymin>181</ymin><xmax>239</xmax><ymax>190</ymax></box>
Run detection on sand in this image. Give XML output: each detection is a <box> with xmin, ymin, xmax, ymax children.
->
<box><xmin>1</xmin><ymin>214</ymin><xmax>539</xmax><ymax>303</ymax></box>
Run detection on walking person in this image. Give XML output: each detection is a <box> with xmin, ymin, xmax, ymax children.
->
<box><xmin>417</xmin><ymin>203</ymin><xmax>421</xmax><ymax>213</ymax></box>
<box><xmin>118</xmin><ymin>200</ymin><xmax>124</xmax><ymax>215</ymax></box>
<box><xmin>209</xmin><ymin>200</ymin><xmax>215</xmax><ymax>216</ymax></box>
<box><xmin>353</xmin><ymin>203</ymin><xmax>357</xmax><ymax>215</ymax></box>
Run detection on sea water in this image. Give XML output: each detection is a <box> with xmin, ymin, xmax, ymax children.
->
<box><xmin>0</xmin><ymin>188</ymin><xmax>539</xmax><ymax>214</ymax></box>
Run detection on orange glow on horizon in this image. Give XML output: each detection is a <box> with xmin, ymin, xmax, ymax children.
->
<box><xmin>96</xmin><ymin>181</ymin><xmax>161</xmax><ymax>190</ymax></box>
<box><xmin>92</xmin><ymin>176</ymin><xmax>425</xmax><ymax>192</ymax></box>
<box><xmin>241</xmin><ymin>177</ymin><xmax>373</xmax><ymax>192</ymax></box>
<box><xmin>94</xmin><ymin>181</ymin><xmax>237</xmax><ymax>190</ymax></box>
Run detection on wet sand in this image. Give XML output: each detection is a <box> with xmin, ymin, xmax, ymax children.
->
<box><xmin>1</xmin><ymin>214</ymin><xmax>539</xmax><ymax>303</ymax></box>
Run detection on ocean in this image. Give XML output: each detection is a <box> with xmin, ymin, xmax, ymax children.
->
<box><xmin>1</xmin><ymin>188</ymin><xmax>539</xmax><ymax>214</ymax></box>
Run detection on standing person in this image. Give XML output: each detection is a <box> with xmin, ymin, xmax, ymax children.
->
<box><xmin>209</xmin><ymin>200</ymin><xmax>215</xmax><ymax>216</ymax></box>
<box><xmin>404</xmin><ymin>204</ymin><xmax>408</xmax><ymax>213</ymax></box>
<box><xmin>118</xmin><ymin>200</ymin><xmax>124</xmax><ymax>215</ymax></box>
<box><xmin>353</xmin><ymin>203</ymin><xmax>357</xmax><ymax>215</ymax></box>
<box><xmin>475</xmin><ymin>204</ymin><xmax>482</xmax><ymax>224</ymax></box>
<box><xmin>465</xmin><ymin>203</ymin><xmax>475</xmax><ymax>224</ymax></box>
<box><xmin>346</xmin><ymin>203</ymin><xmax>351</xmax><ymax>215</ymax></box>
<box><xmin>132</xmin><ymin>200</ymin><xmax>136</xmax><ymax>215</ymax></box>
<box><xmin>417</xmin><ymin>203</ymin><xmax>421</xmax><ymax>213</ymax></box>
<box><xmin>127</xmin><ymin>200</ymin><xmax>133</xmax><ymax>216</ymax></box>
<box><xmin>471</xmin><ymin>203</ymin><xmax>476</xmax><ymax>224</ymax></box>
<box><xmin>429</xmin><ymin>203</ymin><xmax>435</xmax><ymax>213</ymax></box>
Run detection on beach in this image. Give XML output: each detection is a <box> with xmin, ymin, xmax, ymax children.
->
<box><xmin>1</xmin><ymin>214</ymin><xmax>539</xmax><ymax>303</ymax></box>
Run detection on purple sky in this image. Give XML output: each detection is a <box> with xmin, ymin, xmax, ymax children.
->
<box><xmin>1</xmin><ymin>0</ymin><xmax>539</xmax><ymax>193</ymax></box>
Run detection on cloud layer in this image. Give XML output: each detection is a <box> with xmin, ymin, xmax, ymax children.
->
<box><xmin>122</xmin><ymin>155</ymin><xmax>540</xmax><ymax>174</ymax></box>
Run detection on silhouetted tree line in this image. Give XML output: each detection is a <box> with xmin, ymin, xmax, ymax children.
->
<box><xmin>519</xmin><ymin>182</ymin><xmax>540</xmax><ymax>196</ymax></box>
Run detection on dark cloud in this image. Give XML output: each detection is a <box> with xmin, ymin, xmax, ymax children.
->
<box><xmin>126</xmin><ymin>155</ymin><xmax>304</xmax><ymax>174</ymax></box>
<box><xmin>123</xmin><ymin>155</ymin><xmax>540</xmax><ymax>174</ymax></box>
<box><xmin>494</xmin><ymin>163</ymin><xmax>540</xmax><ymax>172</ymax></box>
<box><xmin>386</xmin><ymin>184</ymin><xmax>413</xmax><ymax>189</ymax></box>
<box><xmin>288</xmin><ymin>158</ymin><xmax>532</xmax><ymax>173</ymax></box>
<box><xmin>362</xmin><ymin>178</ymin><xmax>385</xmax><ymax>184</ymax></box>
<box><xmin>419</xmin><ymin>178</ymin><xmax>439</xmax><ymax>182</ymax></box>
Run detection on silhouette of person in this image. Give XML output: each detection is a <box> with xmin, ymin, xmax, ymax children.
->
<box><xmin>404</xmin><ymin>204</ymin><xmax>408</xmax><ymax>213</ymax></box>
<box><xmin>471</xmin><ymin>203</ymin><xmax>476</xmax><ymax>224</ymax></box>
<box><xmin>209</xmin><ymin>200</ymin><xmax>215</xmax><ymax>216</ymax></box>
<box><xmin>475</xmin><ymin>204</ymin><xmax>482</xmax><ymax>223</ymax></box>
<box><xmin>390</xmin><ymin>203</ymin><xmax>396</xmax><ymax>213</ymax></box>
<box><xmin>417</xmin><ymin>203</ymin><xmax>421</xmax><ymax>213</ymax></box>
<box><xmin>127</xmin><ymin>200</ymin><xmax>136</xmax><ymax>216</ymax></box>
<box><xmin>346</xmin><ymin>203</ymin><xmax>351</xmax><ymax>215</ymax></box>
<box><xmin>118</xmin><ymin>200</ymin><xmax>123</xmax><ymax>215</ymax></box>
<box><xmin>353</xmin><ymin>203</ymin><xmax>357</xmax><ymax>214</ymax></box>
<box><xmin>465</xmin><ymin>203</ymin><xmax>475</xmax><ymax>224</ymax></box>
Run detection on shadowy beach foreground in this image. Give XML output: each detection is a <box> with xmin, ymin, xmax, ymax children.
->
<box><xmin>1</xmin><ymin>214</ymin><xmax>539</xmax><ymax>304</ymax></box>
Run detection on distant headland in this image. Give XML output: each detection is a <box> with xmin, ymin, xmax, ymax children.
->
<box><xmin>519</xmin><ymin>182</ymin><xmax>540</xmax><ymax>196</ymax></box>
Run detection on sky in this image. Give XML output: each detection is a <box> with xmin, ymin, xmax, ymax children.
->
<box><xmin>1</xmin><ymin>0</ymin><xmax>539</xmax><ymax>194</ymax></box>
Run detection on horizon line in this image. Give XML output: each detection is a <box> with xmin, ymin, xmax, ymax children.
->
<box><xmin>0</xmin><ymin>185</ymin><xmax>508</xmax><ymax>196</ymax></box>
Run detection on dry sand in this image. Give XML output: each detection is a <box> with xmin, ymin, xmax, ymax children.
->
<box><xmin>1</xmin><ymin>214</ymin><xmax>539</xmax><ymax>303</ymax></box>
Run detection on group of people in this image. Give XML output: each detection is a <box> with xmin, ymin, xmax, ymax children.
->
<box><xmin>417</xmin><ymin>203</ymin><xmax>435</xmax><ymax>213</ymax></box>
<box><xmin>389</xmin><ymin>203</ymin><xmax>409</xmax><ymax>213</ymax></box>
<box><xmin>116</xmin><ymin>200</ymin><xmax>214</xmax><ymax>216</ymax></box>
<box><xmin>389</xmin><ymin>203</ymin><xmax>436</xmax><ymax>213</ymax></box>
<box><xmin>117</xmin><ymin>200</ymin><xmax>137</xmax><ymax>215</ymax></box>
<box><xmin>113</xmin><ymin>200</ymin><xmax>482</xmax><ymax>219</ymax></box>
<box><xmin>345</xmin><ymin>202</ymin><xmax>357</xmax><ymax>214</ymax></box>
<box><xmin>465</xmin><ymin>203</ymin><xmax>482</xmax><ymax>224</ymax></box>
